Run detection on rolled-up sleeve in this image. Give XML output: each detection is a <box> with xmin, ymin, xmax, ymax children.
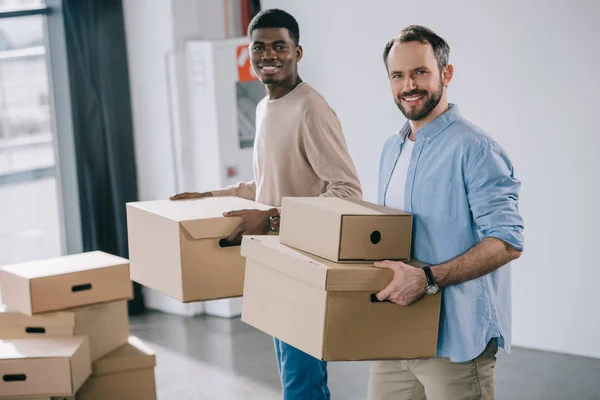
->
<box><xmin>466</xmin><ymin>142</ymin><xmax>524</xmax><ymax>251</ymax></box>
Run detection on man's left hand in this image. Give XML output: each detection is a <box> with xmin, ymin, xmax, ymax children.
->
<box><xmin>374</xmin><ymin>260</ymin><xmax>427</xmax><ymax>306</ymax></box>
<box><xmin>222</xmin><ymin>209</ymin><xmax>271</xmax><ymax>244</ymax></box>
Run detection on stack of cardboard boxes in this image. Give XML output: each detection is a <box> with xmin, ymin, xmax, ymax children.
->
<box><xmin>240</xmin><ymin>197</ymin><xmax>442</xmax><ymax>361</ymax></box>
<box><xmin>0</xmin><ymin>251</ymin><xmax>157</xmax><ymax>399</ymax></box>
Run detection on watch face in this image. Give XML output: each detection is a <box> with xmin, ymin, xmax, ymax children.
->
<box><xmin>426</xmin><ymin>284</ymin><xmax>439</xmax><ymax>295</ymax></box>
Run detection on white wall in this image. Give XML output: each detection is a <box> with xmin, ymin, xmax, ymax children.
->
<box><xmin>263</xmin><ymin>0</ymin><xmax>600</xmax><ymax>358</ymax></box>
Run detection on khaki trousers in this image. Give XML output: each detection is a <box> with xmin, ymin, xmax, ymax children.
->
<box><xmin>367</xmin><ymin>339</ymin><xmax>498</xmax><ymax>400</ymax></box>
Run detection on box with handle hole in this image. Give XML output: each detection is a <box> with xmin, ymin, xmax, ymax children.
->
<box><xmin>0</xmin><ymin>252</ymin><xmax>132</xmax><ymax>316</ymax></box>
<box><xmin>0</xmin><ymin>301</ymin><xmax>129</xmax><ymax>362</ymax></box>
<box><xmin>279</xmin><ymin>197</ymin><xmax>413</xmax><ymax>263</ymax></box>
<box><xmin>126</xmin><ymin>196</ymin><xmax>272</xmax><ymax>302</ymax></box>
<box><xmin>0</xmin><ymin>337</ymin><xmax>91</xmax><ymax>398</ymax></box>
<box><xmin>240</xmin><ymin>236</ymin><xmax>441</xmax><ymax>361</ymax></box>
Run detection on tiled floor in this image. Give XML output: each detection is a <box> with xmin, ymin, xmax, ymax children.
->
<box><xmin>130</xmin><ymin>311</ymin><xmax>600</xmax><ymax>400</ymax></box>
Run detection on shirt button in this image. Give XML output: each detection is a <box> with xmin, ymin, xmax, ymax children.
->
<box><xmin>427</xmin><ymin>137</ymin><xmax>431</xmax><ymax>141</ymax></box>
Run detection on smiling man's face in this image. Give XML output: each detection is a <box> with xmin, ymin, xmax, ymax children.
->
<box><xmin>387</xmin><ymin>41</ymin><xmax>444</xmax><ymax>121</ymax></box>
<box><xmin>250</xmin><ymin>27</ymin><xmax>302</xmax><ymax>85</ymax></box>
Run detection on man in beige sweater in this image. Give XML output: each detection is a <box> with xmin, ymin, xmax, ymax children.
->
<box><xmin>170</xmin><ymin>8</ymin><xmax>361</xmax><ymax>400</ymax></box>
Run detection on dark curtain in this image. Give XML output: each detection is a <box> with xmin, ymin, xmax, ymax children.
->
<box><xmin>62</xmin><ymin>0</ymin><xmax>144</xmax><ymax>315</ymax></box>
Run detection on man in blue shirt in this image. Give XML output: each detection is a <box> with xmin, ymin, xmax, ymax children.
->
<box><xmin>368</xmin><ymin>25</ymin><xmax>524</xmax><ymax>400</ymax></box>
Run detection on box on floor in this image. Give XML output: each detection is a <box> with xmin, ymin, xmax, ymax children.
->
<box><xmin>126</xmin><ymin>196</ymin><xmax>271</xmax><ymax>302</ymax></box>
<box><xmin>241</xmin><ymin>236</ymin><xmax>441</xmax><ymax>361</ymax></box>
<box><xmin>0</xmin><ymin>251</ymin><xmax>132</xmax><ymax>316</ymax></box>
<box><xmin>0</xmin><ymin>337</ymin><xmax>91</xmax><ymax>398</ymax></box>
<box><xmin>76</xmin><ymin>336</ymin><xmax>156</xmax><ymax>400</ymax></box>
<box><xmin>0</xmin><ymin>300</ymin><xmax>129</xmax><ymax>362</ymax></box>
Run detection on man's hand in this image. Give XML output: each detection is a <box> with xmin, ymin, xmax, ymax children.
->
<box><xmin>374</xmin><ymin>260</ymin><xmax>427</xmax><ymax>306</ymax></box>
<box><xmin>169</xmin><ymin>191</ymin><xmax>213</xmax><ymax>201</ymax></box>
<box><xmin>222</xmin><ymin>209</ymin><xmax>271</xmax><ymax>244</ymax></box>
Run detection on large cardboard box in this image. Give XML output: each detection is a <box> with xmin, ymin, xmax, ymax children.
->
<box><xmin>0</xmin><ymin>301</ymin><xmax>129</xmax><ymax>362</ymax></box>
<box><xmin>0</xmin><ymin>337</ymin><xmax>91</xmax><ymax>398</ymax></box>
<box><xmin>1</xmin><ymin>397</ymin><xmax>74</xmax><ymax>400</ymax></box>
<box><xmin>0</xmin><ymin>252</ymin><xmax>133</xmax><ymax>315</ymax></box>
<box><xmin>241</xmin><ymin>236</ymin><xmax>441</xmax><ymax>361</ymax></box>
<box><xmin>76</xmin><ymin>336</ymin><xmax>156</xmax><ymax>400</ymax></box>
<box><xmin>126</xmin><ymin>196</ymin><xmax>271</xmax><ymax>302</ymax></box>
<box><xmin>280</xmin><ymin>197</ymin><xmax>413</xmax><ymax>262</ymax></box>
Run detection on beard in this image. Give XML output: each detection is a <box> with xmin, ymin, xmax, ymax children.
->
<box><xmin>396</xmin><ymin>78</ymin><xmax>444</xmax><ymax>121</ymax></box>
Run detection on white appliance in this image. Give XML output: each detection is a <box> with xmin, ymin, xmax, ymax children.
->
<box><xmin>123</xmin><ymin>1</ymin><xmax>263</xmax><ymax>318</ymax></box>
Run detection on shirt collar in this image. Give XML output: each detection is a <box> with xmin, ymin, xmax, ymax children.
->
<box><xmin>397</xmin><ymin>103</ymin><xmax>461</xmax><ymax>143</ymax></box>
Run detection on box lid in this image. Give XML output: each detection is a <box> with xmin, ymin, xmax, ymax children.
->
<box><xmin>0</xmin><ymin>337</ymin><xmax>86</xmax><ymax>360</ymax></box>
<box><xmin>126</xmin><ymin>197</ymin><xmax>271</xmax><ymax>239</ymax></box>
<box><xmin>241</xmin><ymin>236</ymin><xmax>427</xmax><ymax>291</ymax></box>
<box><xmin>284</xmin><ymin>197</ymin><xmax>410</xmax><ymax>217</ymax></box>
<box><xmin>92</xmin><ymin>336</ymin><xmax>156</xmax><ymax>376</ymax></box>
<box><xmin>0</xmin><ymin>305</ymin><xmax>75</xmax><ymax>328</ymax></box>
<box><xmin>0</xmin><ymin>251</ymin><xmax>128</xmax><ymax>280</ymax></box>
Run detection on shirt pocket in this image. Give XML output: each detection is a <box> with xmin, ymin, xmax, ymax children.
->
<box><xmin>418</xmin><ymin>180</ymin><xmax>459</xmax><ymax>227</ymax></box>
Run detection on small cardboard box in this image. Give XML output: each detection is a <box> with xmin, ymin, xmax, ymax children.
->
<box><xmin>76</xmin><ymin>336</ymin><xmax>156</xmax><ymax>400</ymax></box>
<box><xmin>126</xmin><ymin>196</ymin><xmax>271</xmax><ymax>302</ymax></box>
<box><xmin>0</xmin><ymin>337</ymin><xmax>91</xmax><ymax>397</ymax></box>
<box><xmin>0</xmin><ymin>300</ymin><xmax>129</xmax><ymax>362</ymax></box>
<box><xmin>279</xmin><ymin>197</ymin><xmax>413</xmax><ymax>262</ymax></box>
<box><xmin>241</xmin><ymin>236</ymin><xmax>441</xmax><ymax>361</ymax></box>
<box><xmin>0</xmin><ymin>252</ymin><xmax>133</xmax><ymax>316</ymax></box>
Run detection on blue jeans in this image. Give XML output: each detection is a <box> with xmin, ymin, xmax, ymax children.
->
<box><xmin>274</xmin><ymin>338</ymin><xmax>330</xmax><ymax>400</ymax></box>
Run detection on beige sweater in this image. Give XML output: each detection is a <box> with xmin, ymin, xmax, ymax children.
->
<box><xmin>212</xmin><ymin>82</ymin><xmax>362</xmax><ymax>206</ymax></box>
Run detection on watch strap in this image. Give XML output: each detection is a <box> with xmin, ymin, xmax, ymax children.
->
<box><xmin>423</xmin><ymin>266</ymin><xmax>436</xmax><ymax>286</ymax></box>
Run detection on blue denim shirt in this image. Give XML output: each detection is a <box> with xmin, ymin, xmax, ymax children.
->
<box><xmin>378</xmin><ymin>104</ymin><xmax>524</xmax><ymax>362</ymax></box>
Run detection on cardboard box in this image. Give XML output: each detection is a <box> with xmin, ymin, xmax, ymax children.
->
<box><xmin>241</xmin><ymin>236</ymin><xmax>441</xmax><ymax>361</ymax></box>
<box><xmin>0</xmin><ymin>300</ymin><xmax>129</xmax><ymax>362</ymax></box>
<box><xmin>0</xmin><ymin>252</ymin><xmax>133</xmax><ymax>316</ymax></box>
<box><xmin>280</xmin><ymin>197</ymin><xmax>413</xmax><ymax>262</ymax></box>
<box><xmin>76</xmin><ymin>336</ymin><xmax>156</xmax><ymax>400</ymax></box>
<box><xmin>1</xmin><ymin>397</ymin><xmax>74</xmax><ymax>400</ymax></box>
<box><xmin>126</xmin><ymin>196</ymin><xmax>271</xmax><ymax>302</ymax></box>
<box><xmin>0</xmin><ymin>337</ymin><xmax>91</xmax><ymax>397</ymax></box>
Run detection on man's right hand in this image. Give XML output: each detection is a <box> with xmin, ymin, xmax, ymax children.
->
<box><xmin>169</xmin><ymin>191</ymin><xmax>213</xmax><ymax>201</ymax></box>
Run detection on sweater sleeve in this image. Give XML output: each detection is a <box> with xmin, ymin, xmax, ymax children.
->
<box><xmin>302</xmin><ymin>104</ymin><xmax>363</xmax><ymax>199</ymax></box>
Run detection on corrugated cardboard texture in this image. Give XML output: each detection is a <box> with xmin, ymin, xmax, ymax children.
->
<box><xmin>241</xmin><ymin>261</ymin><xmax>327</xmax><ymax>360</ymax></box>
<box><xmin>77</xmin><ymin>337</ymin><xmax>156</xmax><ymax>400</ymax></box>
<box><xmin>76</xmin><ymin>368</ymin><xmax>156</xmax><ymax>400</ymax></box>
<box><xmin>0</xmin><ymin>337</ymin><xmax>91</xmax><ymax>397</ymax></box>
<box><xmin>180</xmin><ymin>233</ymin><xmax>247</xmax><ymax>301</ymax></box>
<box><xmin>126</xmin><ymin>197</ymin><xmax>270</xmax><ymax>302</ymax></box>
<box><xmin>280</xmin><ymin>197</ymin><xmax>343</xmax><ymax>262</ymax></box>
<box><xmin>127</xmin><ymin>204</ymin><xmax>184</xmax><ymax>301</ymax></box>
<box><xmin>73</xmin><ymin>301</ymin><xmax>129</xmax><ymax>362</ymax></box>
<box><xmin>339</xmin><ymin>215</ymin><xmax>412</xmax><ymax>261</ymax></box>
<box><xmin>3</xmin><ymin>397</ymin><xmax>52</xmax><ymax>400</ymax></box>
<box><xmin>241</xmin><ymin>236</ymin><xmax>393</xmax><ymax>291</ymax></box>
<box><xmin>323</xmin><ymin>291</ymin><xmax>440</xmax><ymax>360</ymax></box>
<box><xmin>92</xmin><ymin>337</ymin><xmax>156</xmax><ymax>376</ymax></box>
<box><xmin>0</xmin><ymin>252</ymin><xmax>132</xmax><ymax>315</ymax></box>
<box><xmin>241</xmin><ymin>237</ymin><xmax>441</xmax><ymax>361</ymax></box>
<box><xmin>0</xmin><ymin>306</ymin><xmax>75</xmax><ymax>339</ymax></box>
<box><xmin>279</xmin><ymin>197</ymin><xmax>412</xmax><ymax>262</ymax></box>
<box><xmin>0</xmin><ymin>302</ymin><xmax>128</xmax><ymax>362</ymax></box>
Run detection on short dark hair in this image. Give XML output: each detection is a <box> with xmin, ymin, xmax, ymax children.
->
<box><xmin>383</xmin><ymin>25</ymin><xmax>450</xmax><ymax>72</ymax></box>
<box><xmin>247</xmin><ymin>9</ymin><xmax>300</xmax><ymax>46</ymax></box>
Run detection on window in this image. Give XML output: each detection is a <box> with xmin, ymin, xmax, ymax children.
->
<box><xmin>0</xmin><ymin>1</ymin><xmax>61</xmax><ymax>275</ymax></box>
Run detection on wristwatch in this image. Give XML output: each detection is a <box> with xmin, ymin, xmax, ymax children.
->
<box><xmin>423</xmin><ymin>266</ymin><xmax>440</xmax><ymax>295</ymax></box>
<box><xmin>268</xmin><ymin>208</ymin><xmax>281</xmax><ymax>232</ymax></box>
